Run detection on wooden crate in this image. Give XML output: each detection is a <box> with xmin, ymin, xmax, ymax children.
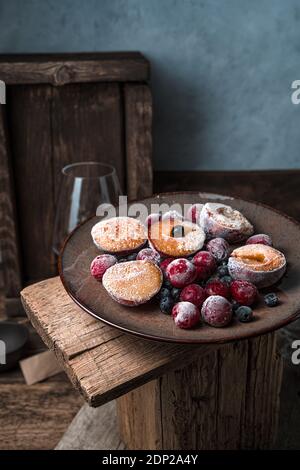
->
<box><xmin>0</xmin><ymin>53</ymin><xmax>152</xmax><ymax>310</ymax></box>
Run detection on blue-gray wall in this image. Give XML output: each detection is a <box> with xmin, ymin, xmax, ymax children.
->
<box><xmin>0</xmin><ymin>0</ymin><xmax>299</xmax><ymax>171</ymax></box>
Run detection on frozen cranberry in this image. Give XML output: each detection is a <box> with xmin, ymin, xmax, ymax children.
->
<box><xmin>206</xmin><ymin>238</ymin><xmax>230</xmax><ymax>263</ymax></box>
<box><xmin>201</xmin><ymin>295</ymin><xmax>233</xmax><ymax>327</ymax></box>
<box><xmin>172</xmin><ymin>301</ymin><xmax>200</xmax><ymax>329</ymax></box>
<box><xmin>145</xmin><ymin>213</ymin><xmax>161</xmax><ymax>227</ymax></box>
<box><xmin>166</xmin><ymin>258</ymin><xmax>197</xmax><ymax>288</ymax></box>
<box><xmin>186</xmin><ymin>204</ymin><xmax>203</xmax><ymax>223</ymax></box>
<box><xmin>230</xmin><ymin>280</ymin><xmax>258</xmax><ymax>306</ymax></box>
<box><xmin>192</xmin><ymin>251</ymin><xmax>217</xmax><ymax>280</ymax></box>
<box><xmin>136</xmin><ymin>247</ymin><xmax>160</xmax><ymax>264</ymax></box>
<box><xmin>180</xmin><ymin>284</ymin><xmax>206</xmax><ymax>307</ymax></box>
<box><xmin>160</xmin><ymin>257</ymin><xmax>174</xmax><ymax>274</ymax></box>
<box><xmin>205</xmin><ymin>278</ymin><xmax>230</xmax><ymax>299</ymax></box>
<box><xmin>246</xmin><ymin>234</ymin><xmax>272</xmax><ymax>246</ymax></box>
<box><xmin>90</xmin><ymin>254</ymin><xmax>117</xmax><ymax>281</ymax></box>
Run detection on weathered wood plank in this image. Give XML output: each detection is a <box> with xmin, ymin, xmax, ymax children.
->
<box><xmin>9</xmin><ymin>85</ymin><xmax>56</xmax><ymax>282</ymax></box>
<box><xmin>0</xmin><ymin>52</ymin><xmax>150</xmax><ymax>85</ymax></box>
<box><xmin>0</xmin><ymin>106</ymin><xmax>22</xmax><ymax>297</ymax></box>
<box><xmin>124</xmin><ymin>83</ymin><xmax>153</xmax><ymax>200</ymax></box>
<box><xmin>21</xmin><ymin>277</ymin><xmax>217</xmax><ymax>407</ymax></box>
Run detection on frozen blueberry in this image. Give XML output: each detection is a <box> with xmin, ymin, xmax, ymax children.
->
<box><xmin>160</xmin><ymin>287</ymin><xmax>171</xmax><ymax>299</ymax></box>
<box><xmin>127</xmin><ymin>253</ymin><xmax>137</xmax><ymax>261</ymax></box>
<box><xmin>217</xmin><ymin>265</ymin><xmax>229</xmax><ymax>277</ymax></box>
<box><xmin>220</xmin><ymin>275</ymin><xmax>232</xmax><ymax>286</ymax></box>
<box><xmin>163</xmin><ymin>278</ymin><xmax>173</xmax><ymax>290</ymax></box>
<box><xmin>171</xmin><ymin>287</ymin><xmax>181</xmax><ymax>301</ymax></box>
<box><xmin>160</xmin><ymin>296</ymin><xmax>175</xmax><ymax>315</ymax></box>
<box><xmin>118</xmin><ymin>258</ymin><xmax>127</xmax><ymax>263</ymax></box>
<box><xmin>264</xmin><ymin>293</ymin><xmax>279</xmax><ymax>307</ymax></box>
<box><xmin>232</xmin><ymin>300</ymin><xmax>240</xmax><ymax>312</ymax></box>
<box><xmin>236</xmin><ymin>306</ymin><xmax>253</xmax><ymax>323</ymax></box>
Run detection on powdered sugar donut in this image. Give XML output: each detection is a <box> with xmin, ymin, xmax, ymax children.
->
<box><xmin>200</xmin><ymin>203</ymin><xmax>254</xmax><ymax>243</ymax></box>
<box><xmin>102</xmin><ymin>260</ymin><xmax>163</xmax><ymax>306</ymax></box>
<box><xmin>91</xmin><ymin>217</ymin><xmax>147</xmax><ymax>254</ymax></box>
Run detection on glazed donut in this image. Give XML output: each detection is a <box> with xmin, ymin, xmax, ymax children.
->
<box><xmin>91</xmin><ymin>216</ymin><xmax>147</xmax><ymax>254</ymax></box>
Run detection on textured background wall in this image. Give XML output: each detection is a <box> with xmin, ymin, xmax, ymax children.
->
<box><xmin>0</xmin><ymin>0</ymin><xmax>299</xmax><ymax>171</ymax></box>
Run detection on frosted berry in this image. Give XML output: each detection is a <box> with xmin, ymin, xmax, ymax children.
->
<box><xmin>186</xmin><ymin>204</ymin><xmax>203</xmax><ymax>224</ymax></box>
<box><xmin>172</xmin><ymin>301</ymin><xmax>200</xmax><ymax>329</ymax></box>
<box><xmin>136</xmin><ymin>247</ymin><xmax>160</xmax><ymax>264</ymax></box>
<box><xmin>160</xmin><ymin>296</ymin><xmax>175</xmax><ymax>315</ymax></box>
<box><xmin>217</xmin><ymin>265</ymin><xmax>229</xmax><ymax>277</ymax></box>
<box><xmin>166</xmin><ymin>258</ymin><xmax>197</xmax><ymax>288</ymax></box>
<box><xmin>236</xmin><ymin>306</ymin><xmax>253</xmax><ymax>323</ymax></box>
<box><xmin>246</xmin><ymin>234</ymin><xmax>272</xmax><ymax>247</ymax></box>
<box><xmin>201</xmin><ymin>295</ymin><xmax>233</xmax><ymax>327</ymax></box>
<box><xmin>206</xmin><ymin>238</ymin><xmax>230</xmax><ymax>263</ymax></box>
<box><xmin>171</xmin><ymin>287</ymin><xmax>181</xmax><ymax>302</ymax></box>
<box><xmin>90</xmin><ymin>254</ymin><xmax>117</xmax><ymax>281</ymax></box>
<box><xmin>264</xmin><ymin>292</ymin><xmax>279</xmax><ymax>307</ymax></box>
<box><xmin>160</xmin><ymin>257</ymin><xmax>174</xmax><ymax>275</ymax></box>
<box><xmin>230</xmin><ymin>280</ymin><xmax>258</xmax><ymax>306</ymax></box>
<box><xmin>205</xmin><ymin>279</ymin><xmax>230</xmax><ymax>299</ymax></box>
<box><xmin>192</xmin><ymin>251</ymin><xmax>217</xmax><ymax>281</ymax></box>
<box><xmin>180</xmin><ymin>283</ymin><xmax>206</xmax><ymax>307</ymax></box>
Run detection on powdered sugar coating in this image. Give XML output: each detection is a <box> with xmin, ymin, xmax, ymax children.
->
<box><xmin>166</xmin><ymin>258</ymin><xmax>197</xmax><ymax>288</ymax></box>
<box><xmin>102</xmin><ymin>260</ymin><xmax>163</xmax><ymax>306</ymax></box>
<box><xmin>91</xmin><ymin>217</ymin><xmax>147</xmax><ymax>254</ymax></box>
<box><xmin>136</xmin><ymin>248</ymin><xmax>160</xmax><ymax>264</ymax></box>
<box><xmin>90</xmin><ymin>254</ymin><xmax>117</xmax><ymax>281</ymax></box>
<box><xmin>200</xmin><ymin>203</ymin><xmax>254</xmax><ymax>242</ymax></box>
<box><xmin>172</xmin><ymin>301</ymin><xmax>200</xmax><ymax>329</ymax></box>
<box><xmin>201</xmin><ymin>295</ymin><xmax>233</xmax><ymax>327</ymax></box>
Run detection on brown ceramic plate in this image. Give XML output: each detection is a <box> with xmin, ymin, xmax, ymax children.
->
<box><xmin>59</xmin><ymin>192</ymin><xmax>300</xmax><ymax>344</ymax></box>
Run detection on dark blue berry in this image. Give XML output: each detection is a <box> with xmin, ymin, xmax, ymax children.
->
<box><xmin>171</xmin><ymin>225</ymin><xmax>185</xmax><ymax>238</ymax></box>
<box><xmin>118</xmin><ymin>258</ymin><xmax>127</xmax><ymax>263</ymax></box>
<box><xmin>159</xmin><ymin>296</ymin><xmax>175</xmax><ymax>315</ymax></box>
<box><xmin>220</xmin><ymin>275</ymin><xmax>232</xmax><ymax>285</ymax></box>
<box><xmin>264</xmin><ymin>293</ymin><xmax>279</xmax><ymax>307</ymax></box>
<box><xmin>217</xmin><ymin>265</ymin><xmax>229</xmax><ymax>277</ymax></box>
<box><xmin>160</xmin><ymin>287</ymin><xmax>171</xmax><ymax>299</ymax></box>
<box><xmin>163</xmin><ymin>279</ymin><xmax>173</xmax><ymax>289</ymax></box>
<box><xmin>127</xmin><ymin>253</ymin><xmax>137</xmax><ymax>261</ymax></box>
<box><xmin>232</xmin><ymin>300</ymin><xmax>240</xmax><ymax>312</ymax></box>
<box><xmin>171</xmin><ymin>287</ymin><xmax>181</xmax><ymax>301</ymax></box>
<box><xmin>236</xmin><ymin>306</ymin><xmax>253</xmax><ymax>322</ymax></box>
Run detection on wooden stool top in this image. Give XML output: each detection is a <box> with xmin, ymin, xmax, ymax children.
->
<box><xmin>21</xmin><ymin>277</ymin><xmax>218</xmax><ymax>407</ymax></box>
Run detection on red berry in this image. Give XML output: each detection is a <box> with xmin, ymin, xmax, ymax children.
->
<box><xmin>136</xmin><ymin>248</ymin><xmax>160</xmax><ymax>264</ymax></box>
<box><xmin>201</xmin><ymin>295</ymin><xmax>233</xmax><ymax>327</ymax></box>
<box><xmin>230</xmin><ymin>280</ymin><xmax>258</xmax><ymax>306</ymax></box>
<box><xmin>166</xmin><ymin>258</ymin><xmax>197</xmax><ymax>288</ymax></box>
<box><xmin>180</xmin><ymin>284</ymin><xmax>206</xmax><ymax>307</ymax></box>
<box><xmin>246</xmin><ymin>234</ymin><xmax>272</xmax><ymax>246</ymax></box>
<box><xmin>145</xmin><ymin>213</ymin><xmax>161</xmax><ymax>227</ymax></box>
<box><xmin>186</xmin><ymin>204</ymin><xmax>203</xmax><ymax>223</ymax></box>
<box><xmin>90</xmin><ymin>254</ymin><xmax>117</xmax><ymax>281</ymax></box>
<box><xmin>205</xmin><ymin>278</ymin><xmax>230</xmax><ymax>299</ymax></box>
<box><xmin>192</xmin><ymin>251</ymin><xmax>217</xmax><ymax>280</ymax></box>
<box><xmin>206</xmin><ymin>238</ymin><xmax>230</xmax><ymax>263</ymax></box>
<box><xmin>172</xmin><ymin>301</ymin><xmax>200</xmax><ymax>329</ymax></box>
<box><xmin>160</xmin><ymin>257</ymin><xmax>174</xmax><ymax>274</ymax></box>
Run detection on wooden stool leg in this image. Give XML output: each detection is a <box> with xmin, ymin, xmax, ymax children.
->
<box><xmin>117</xmin><ymin>332</ymin><xmax>283</xmax><ymax>450</ymax></box>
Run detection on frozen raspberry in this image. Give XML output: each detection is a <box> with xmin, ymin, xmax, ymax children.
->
<box><xmin>90</xmin><ymin>254</ymin><xmax>117</xmax><ymax>281</ymax></box>
<box><xmin>145</xmin><ymin>213</ymin><xmax>161</xmax><ymax>227</ymax></box>
<box><xmin>162</xmin><ymin>210</ymin><xmax>183</xmax><ymax>221</ymax></box>
<box><xmin>160</xmin><ymin>257</ymin><xmax>174</xmax><ymax>275</ymax></box>
<box><xmin>172</xmin><ymin>301</ymin><xmax>200</xmax><ymax>329</ymax></box>
<box><xmin>246</xmin><ymin>234</ymin><xmax>273</xmax><ymax>246</ymax></box>
<box><xmin>192</xmin><ymin>251</ymin><xmax>217</xmax><ymax>281</ymax></box>
<box><xmin>166</xmin><ymin>258</ymin><xmax>197</xmax><ymax>288</ymax></box>
<box><xmin>230</xmin><ymin>280</ymin><xmax>258</xmax><ymax>306</ymax></box>
<box><xmin>205</xmin><ymin>278</ymin><xmax>230</xmax><ymax>299</ymax></box>
<box><xmin>201</xmin><ymin>295</ymin><xmax>233</xmax><ymax>327</ymax></box>
<box><xmin>206</xmin><ymin>238</ymin><xmax>230</xmax><ymax>263</ymax></box>
<box><xmin>186</xmin><ymin>204</ymin><xmax>203</xmax><ymax>224</ymax></box>
<box><xmin>136</xmin><ymin>247</ymin><xmax>160</xmax><ymax>264</ymax></box>
<box><xmin>180</xmin><ymin>284</ymin><xmax>206</xmax><ymax>307</ymax></box>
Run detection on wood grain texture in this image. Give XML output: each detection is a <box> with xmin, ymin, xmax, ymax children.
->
<box><xmin>8</xmin><ymin>85</ymin><xmax>56</xmax><ymax>282</ymax></box>
<box><xmin>0</xmin><ymin>52</ymin><xmax>150</xmax><ymax>85</ymax></box>
<box><xmin>21</xmin><ymin>276</ymin><xmax>217</xmax><ymax>407</ymax></box>
<box><xmin>118</xmin><ymin>333</ymin><xmax>282</xmax><ymax>450</ymax></box>
<box><xmin>124</xmin><ymin>83</ymin><xmax>153</xmax><ymax>200</ymax></box>
<box><xmin>154</xmin><ymin>170</ymin><xmax>300</xmax><ymax>222</ymax></box>
<box><xmin>0</xmin><ymin>106</ymin><xmax>22</xmax><ymax>297</ymax></box>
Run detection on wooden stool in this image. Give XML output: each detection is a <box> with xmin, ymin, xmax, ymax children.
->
<box><xmin>21</xmin><ymin>277</ymin><xmax>283</xmax><ymax>450</ymax></box>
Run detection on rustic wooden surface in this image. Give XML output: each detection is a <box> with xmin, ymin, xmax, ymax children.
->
<box><xmin>154</xmin><ymin>170</ymin><xmax>300</xmax><ymax>222</ymax></box>
<box><xmin>117</xmin><ymin>333</ymin><xmax>283</xmax><ymax>450</ymax></box>
<box><xmin>0</xmin><ymin>52</ymin><xmax>150</xmax><ymax>85</ymax></box>
<box><xmin>21</xmin><ymin>276</ymin><xmax>218</xmax><ymax>407</ymax></box>
<box><xmin>125</xmin><ymin>83</ymin><xmax>153</xmax><ymax>200</ymax></box>
<box><xmin>0</xmin><ymin>107</ymin><xmax>22</xmax><ymax>297</ymax></box>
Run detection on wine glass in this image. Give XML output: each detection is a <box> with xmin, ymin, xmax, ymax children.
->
<box><xmin>53</xmin><ymin>162</ymin><xmax>122</xmax><ymax>256</ymax></box>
